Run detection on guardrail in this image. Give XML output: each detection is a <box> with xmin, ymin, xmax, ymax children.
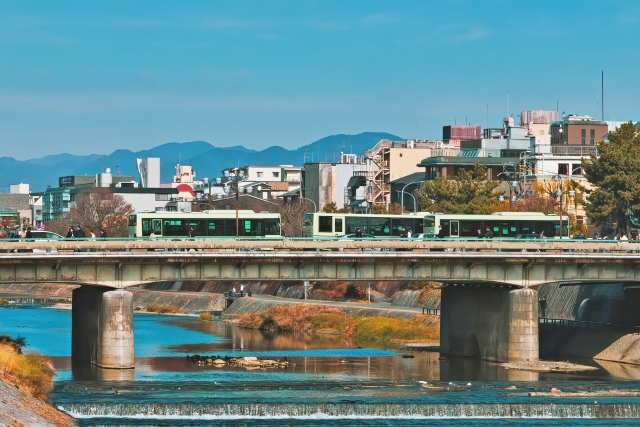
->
<box><xmin>422</xmin><ymin>308</ymin><xmax>441</xmax><ymax>315</ymax></box>
<box><xmin>540</xmin><ymin>317</ymin><xmax>640</xmax><ymax>335</ymax></box>
<box><xmin>1</xmin><ymin>237</ymin><xmax>640</xmax><ymax>254</ymax></box>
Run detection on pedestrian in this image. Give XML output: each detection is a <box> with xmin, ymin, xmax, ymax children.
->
<box><xmin>539</xmin><ymin>297</ymin><xmax>547</xmax><ymax>318</ymax></box>
<box><xmin>25</xmin><ymin>226</ymin><xmax>33</xmax><ymax>238</ymax></box>
<box><xmin>621</xmin><ymin>234</ymin><xmax>628</xmax><ymax>241</ymax></box>
<box><xmin>231</xmin><ymin>286</ymin><xmax>236</xmax><ymax>294</ymax></box>
<box><xmin>149</xmin><ymin>231</ymin><xmax>156</xmax><ymax>240</ymax></box>
<box><xmin>75</xmin><ymin>225</ymin><xmax>86</xmax><ymax>239</ymax></box>
<box><xmin>355</xmin><ymin>227</ymin><xmax>363</xmax><ymax>238</ymax></box>
<box><xmin>539</xmin><ymin>230</ymin><xmax>545</xmax><ymax>239</ymax></box>
<box><xmin>407</xmin><ymin>228</ymin><xmax>412</xmax><ymax>239</ymax></box>
<box><xmin>484</xmin><ymin>227</ymin><xmax>494</xmax><ymax>239</ymax></box>
<box><xmin>593</xmin><ymin>232</ymin><xmax>599</xmax><ymax>240</ymax></box>
<box><xmin>437</xmin><ymin>225</ymin><xmax>446</xmax><ymax>239</ymax></box>
<box><xmin>476</xmin><ymin>229</ymin><xmax>483</xmax><ymax>239</ymax></box>
<box><xmin>89</xmin><ymin>229</ymin><xmax>96</xmax><ymax>240</ymax></box>
<box><xmin>66</xmin><ymin>226</ymin><xmax>74</xmax><ymax>238</ymax></box>
<box><xmin>240</xmin><ymin>284</ymin><xmax>244</xmax><ymax>297</ymax></box>
<box><xmin>400</xmin><ymin>227</ymin><xmax>407</xmax><ymax>238</ymax></box>
<box><xmin>188</xmin><ymin>227</ymin><xmax>195</xmax><ymax>237</ymax></box>
<box><xmin>100</xmin><ymin>229</ymin><xmax>107</xmax><ymax>239</ymax></box>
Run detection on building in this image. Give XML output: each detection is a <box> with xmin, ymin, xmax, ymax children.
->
<box><xmin>136</xmin><ymin>158</ymin><xmax>161</xmax><ymax>188</ymax></box>
<box><xmin>443</xmin><ymin>126</ymin><xmax>481</xmax><ymax>146</ymax></box>
<box><xmin>389</xmin><ymin>172</ymin><xmax>425</xmax><ymax>212</ymax></box>
<box><xmin>172</xmin><ymin>163</ymin><xmax>196</xmax><ymax>201</ymax></box>
<box><xmin>10</xmin><ymin>183</ymin><xmax>29</xmax><ymax>194</ymax></box>
<box><xmin>303</xmin><ymin>153</ymin><xmax>368</xmax><ymax>212</ymax></box>
<box><xmin>520</xmin><ymin>110</ymin><xmax>558</xmax><ymax>137</ymax></box>
<box><xmin>0</xmin><ymin>193</ymin><xmax>31</xmax><ymax>228</ymax></box>
<box><xmin>361</xmin><ymin>139</ymin><xmax>459</xmax><ymax>209</ymax></box>
<box><xmin>549</xmin><ymin>115</ymin><xmax>608</xmax><ymax>148</ymax></box>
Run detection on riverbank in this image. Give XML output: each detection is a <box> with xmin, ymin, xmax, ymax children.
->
<box><xmin>0</xmin><ymin>338</ymin><xmax>75</xmax><ymax>426</ymax></box>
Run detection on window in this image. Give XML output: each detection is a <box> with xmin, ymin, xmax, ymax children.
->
<box><xmin>155</xmin><ymin>194</ymin><xmax>169</xmax><ymax>201</ymax></box>
<box><xmin>334</xmin><ymin>218</ymin><xmax>343</xmax><ymax>234</ymax></box>
<box><xmin>571</xmin><ymin>164</ymin><xmax>583</xmax><ymax>175</ymax></box>
<box><xmin>590</xmin><ymin>129</ymin><xmax>595</xmax><ymax>145</ymax></box>
<box><xmin>558</xmin><ymin>164</ymin><xmax>569</xmax><ymax>175</ymax></box>
<box><xmin>581</xmin><ymin>129</ymin><xmax>586</xmax><ymax>145</ymax></box>
<box><xmin>272</xmin><ymin>172</ymin><xmax>280</xmax><ymax>178</ymax></box>
<box><xmin>319</xmin><ymin>216</ymin><xmax>332</xmax><ymax>232</ymax></box>
<box><xmin>257</xmin><ymin>172</ymin><xmax>263</xmax><ymax>178</ymax></box>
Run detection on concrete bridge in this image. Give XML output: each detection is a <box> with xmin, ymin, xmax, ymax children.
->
<box><xmin>2</xmin><ymin>239</ymin><xmax>640</xmax><ymax>369</ymax></box>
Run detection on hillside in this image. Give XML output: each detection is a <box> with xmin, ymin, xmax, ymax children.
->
<box><xmin>1</xmin><ymin>132</ymin><xmax>402</xmax><ymax>192</ymax></box>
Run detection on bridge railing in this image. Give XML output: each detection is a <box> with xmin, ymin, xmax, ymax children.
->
<box><xmin>540</xmin><ymin>317</ymin><xmax>640</xmax><ymax>335</ymax></box>
<box><xmin>1</xmin><ymin>236</ymin><xmax>640</xmax><ymax>253</ymax></box>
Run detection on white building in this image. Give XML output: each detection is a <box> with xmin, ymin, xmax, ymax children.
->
<box><xmin>136</xmin><ymin>158</ymin><xmax>161</xmax><ymax>188</ymax></box>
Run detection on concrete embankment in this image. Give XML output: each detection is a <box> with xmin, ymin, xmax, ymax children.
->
<box><xmin>0</xmin><ymin>283</ymin><xmax>224</xmax><ymax>313</ymax></box>
<box><xmin>0</xmin><ymin>379</ymin><xmax>75</xmax><ymax>427</ymax></box>
<box><xmin>222</xmin><ymin>296</ymin><xmax>425</xmax><ymax>321</ymax></box>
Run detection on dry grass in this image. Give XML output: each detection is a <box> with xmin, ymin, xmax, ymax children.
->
<box><xmin>0</xmin><ymin>343</ymin><xmax>55</xmax><ymax>400</ymax></box>
<box><xmin>238</xmin><ymin>304</ymin><xmax>439</xmax><ymax>346</ymax></box>
<box><xmin>198</xmin><ymin>311</ymin><xmax>213</xmax><ymax>321</ymax></box>
<box><xmin>145</xmin><ymin>303</ymin><xmax>184</xmax><ymax>314</ymax></box>
<box><xmin>0</xmin><ymin>298</ymin><xmax>8</xmax><ymax>305</ymax></box>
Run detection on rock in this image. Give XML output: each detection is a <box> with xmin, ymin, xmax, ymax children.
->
<box><xmin>551</xmin><ymin>388</ymin><xmax>562</xmax><ymax>394</ymax></box>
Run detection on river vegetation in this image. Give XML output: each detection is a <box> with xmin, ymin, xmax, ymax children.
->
<box><xmin>198</xmin><ymin>311</ymin><xmax>213</xmax><ymax>321</ymax></box>
<box><xmin>144</xmin><ymin>303</ymin><xmax>184</xmax><ymax>314</ymax></box>
<box><xmin>0</xmin><ymin>335</ymin><xmax>55</xmax><ymax>400</ymax></box>
<box><xmin>238</xmin><ymin>304</ymin><xmax>439</xmax><ymax>346</ymax></box>
<box><xmin>0</xmin><ymin>297</ymin><xmax>8</xmax><ymax>305</ymax></box>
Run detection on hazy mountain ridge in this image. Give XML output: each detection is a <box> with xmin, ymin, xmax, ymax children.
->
<box><xmin>1</xmin><ymin>132</ymin><xmax>402</xmax><ymax>192</ymax></box>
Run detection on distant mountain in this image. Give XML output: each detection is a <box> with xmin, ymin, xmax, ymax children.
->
<box><xmin>0</xmin><ymin>132</ymin><xmax>403</xmax><ymax>192</ymax></box>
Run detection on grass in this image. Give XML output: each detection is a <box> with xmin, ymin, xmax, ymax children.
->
<box><xmin>198</xmin><ymin>311</ymin><xmax>213</xmax><ymax>321</ymax></box>
<box><xmin>0</xmin><ymin>337</ymin><xmax>55</xmax><ymax>400</ymax></box>
<box><xmin>144</xmin><ymin>303</ymin><xmax>184</xmax><ymax>314</ymax></box>
<box><xmin>238</xmin><ymin>304</ymin><xmax>439</xmax><ymax>346</ymax></box>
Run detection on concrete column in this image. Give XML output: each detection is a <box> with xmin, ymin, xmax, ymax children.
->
<box><xmin>72</xmin><ymin>286</ymin><xmax>134</xmax><ymax>369</ymax></box>
<box><xmin>498</xmin><ymin>288</ymin><xmax>539</xmax><ymax>362</ymax></box>
<box><xmin>440</xmin><ymin>285</ymin><xmax>538</xmax><ymax>363</ymax></box>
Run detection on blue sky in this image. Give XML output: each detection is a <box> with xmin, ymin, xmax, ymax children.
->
<box><xmin>1</xmin><ymin>1</ymin><xmax>638</xmax><ymax>159</ymax></box>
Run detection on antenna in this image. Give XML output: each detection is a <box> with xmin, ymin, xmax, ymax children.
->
<box><xmin>487</xmin><ymin>103</ymin><xmax>489</xmax><ymax>125</ymax></box>
<box><xmin>601</xmin><ymin>70</ymin><xmax>604</xmax><ymax>121</ymax></box>
<box><xmin>507</xmin><ymin>90</ymin><xmax>510</xmax><ymax>117</ymax></box>
<box><xmin>116</xmin><ymin>166</ymin><xmax>121</xmax><ymax>176</ymax></box>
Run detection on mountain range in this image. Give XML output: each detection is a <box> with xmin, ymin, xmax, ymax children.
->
<box><xmin>1</xmin><ymin>132</ymin><xmax>403</xmax><ymax>192</ymax></box>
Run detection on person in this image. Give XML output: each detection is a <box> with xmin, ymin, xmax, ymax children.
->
<box><xmin>149</xmin><ymin>231</ymin><xmax>156</xmax><ymax>240</ymax></box>
<box><xmin>355</xmin><ymin>228</ymin><xmax>363</xmax><ymax>238</ymax></box>
<box><xmin>66</xmin><ymin>226</ymin><xmax>74</xmax><ymax>239</ymax></box>
<box><xmin>231</xmin><ymin>286</ymin><xmax>236</xmax><ymax>294</ymax></box>
<box><xmin>539</xmin><ymin>230</ymin><xmax>545</xmax><ymax>239</ymax></box>
<box><xmin>437</xmin><ymin>225</ymin><xmax>446</xmax><ymax>239</ymax></box>
<box><xmin>240</xmin><ymin>284</ymin><xmax>244</xmax><ymax>297</ymax></box>
<box><xmin>406</xmin><ymin>228</ymin><xmax>412</xmax><ymax>239</ymax></box>
<box><xmin>593</xmin><ymin>232</ymin><xmax>599</xmax><ymax>240</ymax></box>
<box><xmin>476</xmin><ymin>229</ymin><xmax>483</xmax><ymax>239</ymax></box>
<box><xmin>20</xmin><ymin>228</ymin><xmax>26</xmax><ymax>238</ymax></box>
<box><xmin>188</xmin><ymin>227</ymin><xmax>195</xmax><ymax>238</ymax></box>
<box><xmin>89</xmin><ymin>229</ymin><xmax>96</xmax><ymax>240</ymax></box>
<box><xmin>75</xmin><ymin>226</ymin><xmax>86</xmax><ymax>239</ymax></box>
<box><xmin>615</xmin><ymin>233</ymin><xmax>620</xmax><ymax>241</ymax></box>
<box><xmin>25</xmin><ymin>227</ymin><xmax>33</xmax><ymax>238</ymax></box>
<box><xmin>400</xmin><ymin>227</ymin><xmax>407</xmax><ymax>238</ymax></box>
<box><xmin>539</xmin><ymin>297</ymin><xmax>547</xmax><ymax>318</ymax></box>
<box><xmin>621</xmin><ymin>234</ymin><xmax>629</xmax><ymax>241</ymax></box>
<box><xmin>484</xmin><ymin>227</ymin><xmax>494</xmax><ymax>239</ymax></box>
<box><xmin>100</xmin><ymin>229</ymin><xmax>107</xmax><ymax>239</ymax></box>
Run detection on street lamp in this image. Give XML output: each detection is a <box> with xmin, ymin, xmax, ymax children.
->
<box><xmin>299</xmin><ymin>197</ymin><xmax>317</xmax><ymax>213</ymax></box>
<box><xmin>509</xmin><ymin>181</ymin><xmax>518</xmax><ymax>212</ymax></box>
<box><xmin>202</xmin><ymin>177</ymin><xmax>212</xmax><ymax>206</ymax></box>
<box><xmin>401</xmin><ymin>181</ymin><xmax>423</xmax><ymax>213</ymax></box>
<box><xmin>553</xmin><ymin>175</ymin><xmax>564</xmax><ymax>239</ymax></box>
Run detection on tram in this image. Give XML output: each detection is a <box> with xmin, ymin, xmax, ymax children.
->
<box><xmin>302</xmin><ymin>212</ymin><xmax>430</xmax><ymax>238</ymax></box>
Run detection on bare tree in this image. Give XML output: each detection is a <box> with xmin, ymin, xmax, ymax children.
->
<box><xmin>65</xmin><ymin>189</ymin><xmax>134</xmax><ymax>237</ymax></box>
<box><xmin>279</xmin><ymin>201</ymin><xmax>309</xmax><ymax>237</ymax></box>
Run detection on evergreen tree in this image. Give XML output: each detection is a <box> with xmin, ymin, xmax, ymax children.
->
<box><xmin>583</xmin><ymin>122</ymin><xmax>640</xmax><ymax>236</ymax></box>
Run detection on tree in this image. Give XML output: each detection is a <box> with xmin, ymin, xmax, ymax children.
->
<box><xmin>370</xmin><ymin>205</ymin><xmax>388</xmax><ymax>214</ymax></box>
<box><xmin>415</xmin><ymin>163</ymin><xmax>502</xmax><ymax>214</ymax></box>
<box><xmin>279</xmin><ymin>201</ymin><xmax>309</xmax><ymax>237</ymax></box>
<box><xmin>583</xmin><ymin>122</ymin><xmax>640</xmax><ymax>236</ymax></box>
<box><xmin>322</xmin><ymin>202</ymin><xmax>350</xmax><ymax>213</ymax></box>
<box><xmin>388</xmin><ymin>203</ymin><xmax>404</xmax><ymax>214</ymax></box>
<box><xmin>65</xmin><ymin>189</ymin><xmax>134</xmax><ymax>237</ymax></box>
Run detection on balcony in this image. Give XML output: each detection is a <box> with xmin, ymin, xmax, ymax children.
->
<box><xmin>550</xmin><ymin>146</ymin><xmax>599</xmax><ymax>156</ymax></box>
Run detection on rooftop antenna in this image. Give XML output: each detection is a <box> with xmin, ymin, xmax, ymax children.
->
<box><xmin>116</xmin><ymin>166</ymin><xmax>121</xmax><ymax>176</ymax></box>
<box><xmin>303</xmin><ymin>149</ymin><xmax>308</xmax><ymax>164</ymax></box>
<box><xmin>507</xmin><ymin>90</ymin><xmax>510</xmax><ymax>117</ymax></box>
<box><xmin>350</xmin><ymin>133</ymin><xmax>352</xmax><ymax>154</ymax></box>
<box><xmin>487</xmin><ymin>103</ymin><xmax>489</xmax><ymax>125</ymax></box>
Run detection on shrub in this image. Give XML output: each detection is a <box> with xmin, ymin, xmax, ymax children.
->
<box><xmin>0</xmin><ymin>342</ymin><xmax>55</xmax><ymax>400</ymax></box>
<box><xmin>0</xmin><ymin>298</ymin><xmax>9</xmax><ymax>305</ymax></box>
<box><xmin>198</xmin><ymin>312</ymin><xmax>213</xmax><ymax>321</ymax></box>
<box><xmin>344</xmin><ymin>284</ymin><xmax>368</xmax><ymax>301</ymax></box>
<box><xmin>145</xmin><ymin>303</ymin><xmax>183</xmax><ymax>314</ymax></box>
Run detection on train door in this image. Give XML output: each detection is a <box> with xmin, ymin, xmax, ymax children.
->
<box><xmin>153</xmin><ymin>219</ymin><xmax>162</xmax><ymax>236</ymax></box>
<box><xmin>334</xmin><ymin>217</ymin><xmax>343</xmax><ymax>236</ymax></box>
<box><xmin>450</xmin><ymin>220</ymin><xmax>459</xmax><ymax>237</ymax></box>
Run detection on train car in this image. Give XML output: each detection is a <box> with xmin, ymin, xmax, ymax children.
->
<box><xmin>127</xmin><ymin>210</ymin><xmax>281</xmax><ymax>238</ymax></box>
<box><xmin>423</xmin><ymin>212</ymin><xmax>569</xmax><ymax>239</ymax></box>
<box><xmin>302</xmin><ymin>212</ymin><xmax>430</xmax><ymax>238</ymax></box>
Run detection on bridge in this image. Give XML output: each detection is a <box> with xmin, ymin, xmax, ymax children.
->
<box><xmin>2</xmin><ymin>238</ymin><xmax>639</xmax><ymax>369</ymax></box>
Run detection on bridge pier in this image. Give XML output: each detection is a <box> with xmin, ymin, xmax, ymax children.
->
<box><xmin>72</xmin><ymin>286</ymin><xmax>134</xmax><ymax>369</ymax></box>
<box><xmin>440</xmin><ymin>285</ymin><xmax>538</xmax><ymax>363</ymax></box>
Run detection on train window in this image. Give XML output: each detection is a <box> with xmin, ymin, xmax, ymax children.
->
<box><xmin>334</xmin><ymin>218</ymin><xmax>343</xmax><ymax>234</ymax></box>
<box><xmin>319</xmin><ymin>216</ymin><xmax>332</xmax><ymax>233</ymax></box>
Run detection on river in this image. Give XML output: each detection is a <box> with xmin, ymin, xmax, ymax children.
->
<box><xmin>2</xmin><ymin>299</ymin><xmax>640</xmax><ymax>426</ymax></box>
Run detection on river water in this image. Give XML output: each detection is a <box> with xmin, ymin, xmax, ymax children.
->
<box><xmin>2</xmin><ymin>299</ymin><xmax>640</xmax><ymax>426</ymax></box>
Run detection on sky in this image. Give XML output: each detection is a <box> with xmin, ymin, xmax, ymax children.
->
<box><xmin>1</xmin><ymin>0</ymin><xmax>639</xmax><ymax>160</ymax></box>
